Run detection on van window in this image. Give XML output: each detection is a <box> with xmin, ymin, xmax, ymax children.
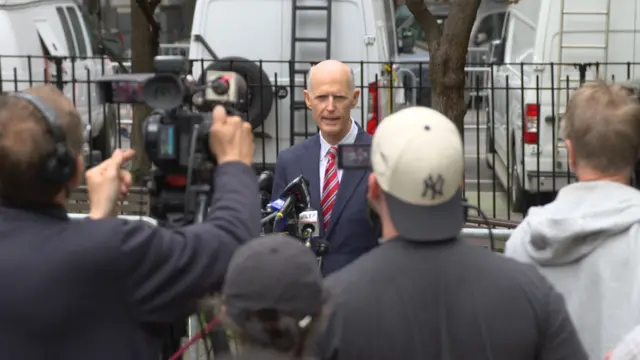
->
<box><xmin>506</xmin><ymin>15</ymin><xmax>535</xmax><ymax>63</ymax></box>
<box><xmin>56</xmin><ymin>7</ymin><xmax>77</xmax><ymax>57</ymax></box>
<box><xmin>509</xmin><ymin>0</ymin><xmax>542</xmax><ymax>29</ymax></box>
<box><xmin>400</xmin><ymin>15</ymin><xmax>445</xmax><ymax>50</ymax></box>
<box><xmin>474</xmin><ymin>12</ymin><xmax>506</xmax><ymax>46</ymax></box>
<box><xmin>66</xmin><ymin>7</ymin><xmax>89</xmax><ymax>57</ymax></box>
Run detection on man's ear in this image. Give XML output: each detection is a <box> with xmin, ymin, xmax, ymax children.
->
<box><xmin>351</xmin><ymin>89</ymin><xmax>360</xmax><ymax>109</ymax></box>
<box><xmin>565</xmin><ymin>139</ymin><xmax>576</xmax><ymax>171</ymax></box>
<box><xmin>367</xmin><ymin>173</ymin><xmax>381</xmax><ymax>202</ymax></box>
<box><xmin>303</xmin><ymin>90</ymin><xmax>312</xmax><ymax>109</ymax></box>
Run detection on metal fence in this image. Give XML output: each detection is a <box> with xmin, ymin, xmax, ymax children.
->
<box><xmin>3</xmin><ymin>56</ymin><xmax>635</xmax><ymax>223</ymax></box>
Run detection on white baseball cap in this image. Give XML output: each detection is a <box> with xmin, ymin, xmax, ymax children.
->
<box><xmin>371</xmin><ymin>106</ymin><xmax>464</xmax><ymax>241</ymax></box>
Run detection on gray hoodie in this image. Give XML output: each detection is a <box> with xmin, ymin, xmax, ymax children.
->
<box><xmin>505</xmin><ymin>181</ymin><xmax>640</xmax><ymax>360</ymax></box>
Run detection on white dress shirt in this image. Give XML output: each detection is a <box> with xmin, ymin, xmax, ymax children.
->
<box><xmin>319</xmin><ymin>119</ymin><xmax>358</xmax><ymax>197</ymax></box>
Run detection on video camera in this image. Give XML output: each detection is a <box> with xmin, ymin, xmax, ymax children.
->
<box><xmin>96</xmin><ymin>55</ymin><xmax>249</xmax><ymax>226</ymax></box>
<box><xmin>97</xmin><ymin>55</ymin><xmax>248</xmax><ymax>174</ymax></box>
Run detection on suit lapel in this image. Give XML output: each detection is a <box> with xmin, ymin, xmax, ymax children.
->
<box><xmin>326</xmin><ymin>129</ymin><xmax>371</xmax><ymax>237</ymax></box>
<box><xmin>300</xmin><ymin>135</ymin><xmax>322</xmax><ymax>211</ymax></box>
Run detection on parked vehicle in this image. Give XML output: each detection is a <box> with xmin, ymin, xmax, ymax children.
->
<box><xmin>486</xmin><ymin>0</ymin><xmax>629</xmax><ymax>213</ymax></box>
<box><xmin>0</xmin><ymin>0</ymin><xmax>117</xmax><ymax>162</ymax></box>
<box><xmin>188</xmin><ymin>0</ymin><xmax>403</xmax><ymax>167</ymax></box>
<box><xmin>393</xmin><ymin>0</ymin><xmax>508</xmax><ymax>108</ymax></box>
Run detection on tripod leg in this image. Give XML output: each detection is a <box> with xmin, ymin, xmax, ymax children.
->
<box><xmin>208</xmin><ymin>327</ymin><xmax>231</xmax><ymax>356</ymax></box>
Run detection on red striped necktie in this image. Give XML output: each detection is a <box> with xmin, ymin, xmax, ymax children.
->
<box><xmin>321</xmin><ymin>146</ymin><xmax>340</xmax><ymax>230</ymax></box>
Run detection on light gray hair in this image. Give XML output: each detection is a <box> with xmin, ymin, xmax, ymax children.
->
<box><xmin>306</xmin><ymin>66</ymin><xmax>356</xmax><ymax>92</ymax></box>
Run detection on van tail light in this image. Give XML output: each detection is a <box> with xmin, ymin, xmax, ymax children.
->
<box><xmin>523</xmin><ymin>103</ymin><xmax>539</xmax><ymax>144</ymax></box>
<box><xmin>366</xmin><ymin>81</ymin><xmax>379</xmax><ymax>135</ymax></box>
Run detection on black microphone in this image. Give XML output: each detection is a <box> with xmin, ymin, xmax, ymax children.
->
<box><xmin>274</xmin><ymin>194</ymin><xmax>296</xmax><ymax>223</ymax></box>
<box><xmin>258</xmin><ymin>170</ymin><xmax>274</xmax><ymax>193</ymax></box>
<box><xmin>315</xmin><ymin>239</ymin><xmax>330</xmax><ymax>269</ymax></box>
<box><xmin>258</xmin><ymin>170</ymin><xmax>274</xmax><ymax>209</ymax></box>
<box><xmin>298</xmin><ymin>177</ymin><xmax>312</xmax><ymax>209</ymax></box>
<box><xmin>278</xmin><ymin>175</ymin><xmax>311</xmax><ymax>213</ymax></box>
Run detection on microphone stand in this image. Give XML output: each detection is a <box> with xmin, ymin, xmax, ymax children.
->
<box><xmin>297</xmin><ymin>208</ymin><xmax>329</xmax><ymax>270</ymax></box>
<box><xmin>315</xmin><ymin>240</ymin><xmax>329</xmax><ymax>270</ymax></box>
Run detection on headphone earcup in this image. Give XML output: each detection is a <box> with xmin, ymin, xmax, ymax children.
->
<box><xmin>45</xmin><ymin>143</ymin><xmax>76</xmax><ymax>185</ymax></box>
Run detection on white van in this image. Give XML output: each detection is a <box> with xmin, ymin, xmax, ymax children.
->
<box><xmin>486</xmin><ymin>0</ymin><xmax>631</xmax><ymax>212</ymax></box>
<box><xmin>189</xmin><ymin>0</ymin><xmax>401</xmax><ymax>166</ymax></box>
<box><xmin>0</xmin><ymin>0</ymin><xmax>116</xmax><ymax>160</ymax></box>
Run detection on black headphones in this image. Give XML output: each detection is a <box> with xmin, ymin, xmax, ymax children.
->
<box><xmin>12</xmin><ymin>92</ymin><xmax>76</xmax><ymax>185</ymax></box>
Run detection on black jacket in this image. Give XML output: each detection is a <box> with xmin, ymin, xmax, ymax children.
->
<box><xmin>315</xmin><ymin>237</ymin><xmax>588</xmax><ymax>360</ymax></box>
<box><xmin>0</xmin><ymin>162</ymin><xmax>260</xmax><ymax>360</ymax></box>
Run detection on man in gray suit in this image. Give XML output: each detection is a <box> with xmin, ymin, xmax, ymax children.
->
<box><xmin>272</xmin><ymin>60</ymin><xmax>379</xmax><ymax>276</ymax></box>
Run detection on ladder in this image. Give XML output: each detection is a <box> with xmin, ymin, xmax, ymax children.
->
<box><xmin>289</xmin><ymin>0</ymin><xmax>333</xmax><ymax>146</ymax></box>
<box><xmin>555</xmin><ymin>0</ymin><xmax>611</xmax><ymax>115</ymax></box>
<box><xmin>554</xmin><ymin>0</ymin><xmax>611</xmax><ymax>160</ymax></box>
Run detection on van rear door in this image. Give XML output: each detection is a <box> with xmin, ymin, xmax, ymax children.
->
<box><xmin>34</xmin><ymin>20</ymin><xmax>65</xmax><ymax>57</ymax></box>
<box><xmin>34</xmin><ymin>18</ymin><xmax>68</xmax><ymax>92</ymax></box>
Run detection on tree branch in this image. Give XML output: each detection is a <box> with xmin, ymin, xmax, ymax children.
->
<box><xmin>149</xmin><ymin>0</ymin><xmax>161</xmax><ymax>10</ymax></box>
<box><xmin>135</xmin><ymin>0</ymin><xmax>161</xmax><ymax>34</ymax></box>
<box><xmin>406</xmin><ymin>0</ymin><xmax>442</xmax><ymax>48</ymax></box>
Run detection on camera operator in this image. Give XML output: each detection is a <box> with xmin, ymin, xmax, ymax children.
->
<box><xmin>314</xmin><ymin>106</ymin><xmax>587</xmax><ymax>360</ymax></box>
<box><xmin>0</xmin><ymin>85</ymin><xmax>260</xmax><ymax>360</ymax></box>
<box><xmin>212</xmin><ymin>234</ymin><xmax>326</xmax><ymax>360</ymax></box>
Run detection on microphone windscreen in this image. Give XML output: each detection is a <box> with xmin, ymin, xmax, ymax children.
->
<box><xmin>258</xmin><ymin>171</ymin><xmax>274</xmax><ymax>193</ymax></box>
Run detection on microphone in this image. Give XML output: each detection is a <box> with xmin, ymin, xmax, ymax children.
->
<box><xmin>315</xmin><ymin>239</ymin><xmax>330</xmax><ymax>269</ymax></box>
<box><xmin>278</xmin><ymin>175</ymin><xmax>311</xmax><ymax>214</ymax></box>
<box><xmin>275</xmin><ymin>195</ymin><xmax>296</xmax><ymax>221</ymax></box>
<box><xmin>258</xmin><ymin>170</ymin><xmax>274</xmax><ymax>208</ymax></box>
<box><xmin>298</xmin><ymin>207</ymin><xmax>320</xmax><ymax>244</ymax></box>
<box><xmin>262</xmin><ymin>196</ymin><xmax>295</xmax><ymax>233</ymax></box>
<box><xmin>258</xmin><ymin>170</ymin><xmax>274</xmax><ymax>193</ymax></box>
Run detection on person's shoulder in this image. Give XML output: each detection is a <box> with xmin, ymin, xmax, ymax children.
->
<box><xmin>277</xmin><ymin>135</ymin><xmax>319</xmax><ymax>160</ymax></box>
<box><xmin>76</xmin><ymin>216</ymin><xmax>156</xmax><ymax>245</ymax></box>
<box><xmin>358</xmin><ymin>129</ymin><xmax>372</xmax><ymax>143</ymax></box>
<box><xmin>324</xmin><ymin>245</ymin><xmax>385</xmax><ymax>297</ymax></box>
<box><xmin>78</xmin><ymin>216</ymin><xmax>143</xmax><ymax>230</ymax></box>
<box><xmin>464</xmin><ymin>243</ymin><xmax>537</xmax><ymax>271</ymax></box>
<box><xmin>450</xmin><ymin>242</ymin><xmax>540</xmax><ymax>281</ymax></box>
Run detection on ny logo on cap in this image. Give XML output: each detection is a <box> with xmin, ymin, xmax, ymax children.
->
<box><xmin>422</xmin><ymin>174</ymin><xmax>445</xmax><ymax>200</ymax></box>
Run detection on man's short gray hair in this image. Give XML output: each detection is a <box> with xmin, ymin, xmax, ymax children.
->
<box><xmin>306</xmin><ymin>66</ymin><xmax>356</xmax><ymax>92</ymax></box>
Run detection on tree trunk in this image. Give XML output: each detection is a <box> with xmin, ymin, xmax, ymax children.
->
<box><xmin>130</xmin><ymin>0</ymin><xmax>161</xmax><ymax>181</ymax></box>
<box><xmin>407</xmin><ymin>0</ymin><xmax>481</xmax><ymax>135</ymax></box>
